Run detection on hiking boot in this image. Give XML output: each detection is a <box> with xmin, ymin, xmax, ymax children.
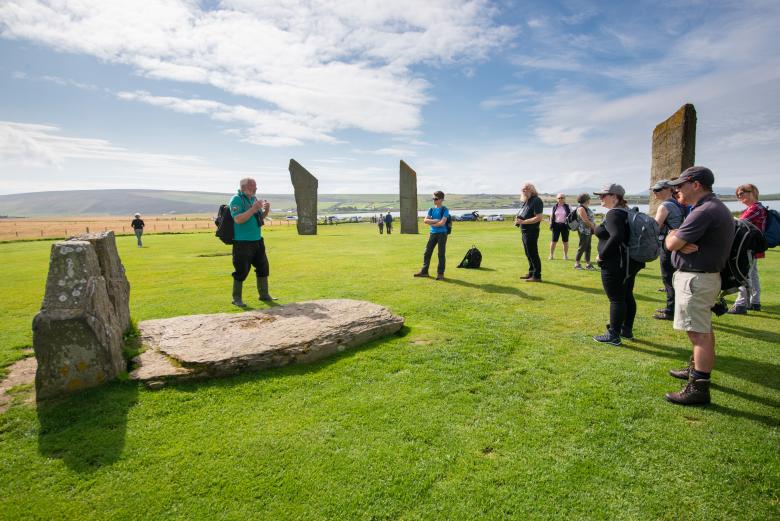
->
<box><xmin>525</xmin><ymin>277</ymin><xmax>542</xmax><ymax>282</ymax></box>
<box><xmin>593</xmin><ymin>329</ymin><xmax>621</xmax><ymax>346</ymax></box>
<box><xmin>520</xmin><ymin>273</ymin><xmax>532</xmax><ymax>280</ymax></box>
<box><xmin>653</xmin><ymin>311</ymin><xmax>673</xmax><ymax>320</ymax></box>
<box><xmin>436</xmin><ymin>274</ymin><xmax>445</xmax><ymax>281</ymax></box>
<box><xmin>665</xmin><ymin>377</ymin><xmax>711</xmax><ymax>406</ymax></box>
<box><xmin>413</xmin><ymin>271</ymin><xmax>430</xmax><ymax>278</ymax></box>
<box><xmin>727</xmin><ymin>305</ymin><xmax>747</xmax><ymax>315</ymax></box>
<box><xmin>573</xmin><ymin>264</ymin><xmax>583</xmax><ymax>270</ymax></box>
<box><xmin>585</xmin><ymin>264</ymin><xmax>596</xmax><ymax>270</ymax></box>
<box><xmin>669</xmin><ymin>357</ymin><xmax>694</xmax><ymax>380</ymax></box>
<box><xmin>750</xmin><ymin>303</ymin><xmax>761</xmax><ymax>311</ymax></box>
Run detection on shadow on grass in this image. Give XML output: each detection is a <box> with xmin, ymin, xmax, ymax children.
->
<box><xmin>443</xmin><ymin>277</ymin><xmax>540</xmax><ymax>300</ymax></box>
<box><xmin>37</xmin><ymin>381</ymin><xmax>138</xmax><ymax>473</ymax></box>
<box><xmin>706</xmin><ymin>403</ymin><xmax>779</xmax><ymax>428</ymax></box>
<box><xmin>714</xmin><ymin>321</ymin><xmax>780</xmax><ymax>345</ymax></box>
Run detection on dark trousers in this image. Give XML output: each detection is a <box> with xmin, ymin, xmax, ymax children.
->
<box><xmin>421</xmin><ymin>233</ymin><xmax>448</xmax><ymax>274</ymax></box>
<box><xmin>232</xmin><ymin>239</ymin><xmax>269</xmax><ymax>281</ymax></box>
<box><xmin>576</xmin><ymin>231</ymin><xmax>592</xmax><ymax>264</ymax></box>
<box><xmin>385</xmin><ymin>222</ymin><xmax>392</xmax><ymax>234</ymax></box>
<box><xmin>600</xmin><ymin>258</ymin><xmax>641</xmax><ymax>334</ymax></box>
<box><xmin>659</xmin><ymin>247</ymin><xmax>675</xmax><ymax>314</ymax></box>
<box><xmin>522</xmin><ymin>227</ymin><xmax>542</xmax><ymax>278</ymax></box>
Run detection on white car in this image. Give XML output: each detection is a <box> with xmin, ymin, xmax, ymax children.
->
<box><xmin>485</xmin><ymin>214</ymin><xmax>504</xmax><ymax>221</ymax></box>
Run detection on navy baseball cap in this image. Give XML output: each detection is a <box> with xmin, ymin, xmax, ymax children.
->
<box><xmin>668</xmin><ymin>166</ymin><xmax>715</xmax><ymax>188</ymax></box>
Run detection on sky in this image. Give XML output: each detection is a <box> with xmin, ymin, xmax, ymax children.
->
<box><xmin>1</xmin><ymin>0</ymin><xmax>779</xmax><ymax>196</ymax></box>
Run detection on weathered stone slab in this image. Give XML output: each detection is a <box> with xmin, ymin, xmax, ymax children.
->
<box><xmin>71</xmin><ymin>231</ymin><xmax>131</xmax><ymax>334</ymax></box>
<box><xmin>132</xmin><ymin>299</ymin><xmax>404</xmax><ymax>381</ymax></box>
<box><xmin>650</xmin><ymin>104</ymin><xmax>696</xmax><ymax>215</ymax></box>
<box><xmin>399</xmin><ymin>160</ymin><xmax>419</xmax><ymax>234</ymax></box>
<box><xmin>289</xmin><ymin>159</ymin><xmax>318</xmax><ymax>235</ymax></box>
<box><xmin>32</xmin><ymin>241</ymin><xmax>125</xmax><ymax>400</ymax></box>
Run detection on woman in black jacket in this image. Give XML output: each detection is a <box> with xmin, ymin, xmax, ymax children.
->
<box><xmin>592</xmin><ymin>184</ymin><xmax>644</xmax><ymax>346</ymax></box>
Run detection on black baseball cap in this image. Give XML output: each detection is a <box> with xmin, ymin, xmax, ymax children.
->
<box><xmin>668</xmin><ymin>166</ymin><xmax>715</xmax><ymax>188</ymax></box>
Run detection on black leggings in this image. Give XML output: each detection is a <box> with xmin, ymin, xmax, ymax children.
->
<box><xmin>421</xmin><ymin>233</ymin><xmax>448</xmax><ymax>274</ymax></box>
<box><xmin>522</xmin><ymin>227</ymin><xmax>541</xmax><ymax>278</ymax></box>
<box><xmin>600</xmin><ymin>258</ymin><xmax>642</xmax><ymax>334</ymax></box>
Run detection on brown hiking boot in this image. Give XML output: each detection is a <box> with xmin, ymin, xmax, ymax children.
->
<box><xmin>669</xmin><ymin>357</ymin><xmax>693</xmax><ymax>380</ymax></box>
<box><xmin>413</xmin><ymin>271</ymin><xmax>429</xmax><ymax>278</ymax></box>
<box><xmin>436</xmin><ymin>274</ymin><xmax>445</xmax><ymax>281</ymax></box>
<box><xmin>525</xmin><ymin>277</ymin><xmax>542</xmax><ymax>282</ymax></box>
<box><xmin>520</xmin><ymin>273</ymin><xmax>532</xmax><ymax>280</ymax></box>
<box><xmin>665</xmin><ymin>377</ymin><xmax>711</xmax><ymax>406</ymax></box>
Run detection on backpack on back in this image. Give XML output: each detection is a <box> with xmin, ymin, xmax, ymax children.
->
<box><xmin>566</xmin><ymin>206</ymin><xmax>581</xmax><ymax>230</ymax></box>
<box><xmin>761</xmin><ymin>204</ymin><xmax>780</xmax><ymax>248</ymax></box>
<box><xmin>457</xmin><ymin>245</ymin><xmax>482</xmax><ymax>269</ymax></box>
<box><xmin>720</xmin><ymin>219</ymin><xmax>767</xmax><ymax>293</ymax></box>
<box><xmin>214</xmin><ymin>204</ymin><xmax>234</xmax><ymax>245</ymax></box>
<box><xmin>615</xmin><ymin>208</ymin><xmax>661</xmax><ymax>263</ymax></box>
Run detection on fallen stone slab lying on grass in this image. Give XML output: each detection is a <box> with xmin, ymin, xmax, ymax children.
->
<box><xmin>131</xmin><ymin>299</ymin><xmax>404</xmax><ymax>383</ymax></box>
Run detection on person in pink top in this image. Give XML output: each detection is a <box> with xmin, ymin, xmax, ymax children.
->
<box><xmin>548</xmin><ymin>193</ymin><xmax>571</xmax><ymax>260</ymax></box>
<box><xmin>728</xmin><ymin>183</ymin><xmax>767</xmax><ymax>314</ymax></box>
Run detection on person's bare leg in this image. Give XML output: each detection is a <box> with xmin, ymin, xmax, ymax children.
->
<box><xmin>688</xmin><ymin>331</ymin><xmax>715</xmax><ymax>372</ymax></box>
<box><xmin>549</xmin><ymin>241</ymin><xmax>556</xmax><ymax>260</ymax></box>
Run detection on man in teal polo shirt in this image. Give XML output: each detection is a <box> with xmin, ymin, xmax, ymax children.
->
<box><xmin>229</xmin><ymin>177</ymin><xmax>275</xmax><ymax>306</ymax></box>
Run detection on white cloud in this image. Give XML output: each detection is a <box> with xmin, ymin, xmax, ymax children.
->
<box><xmin>0</xmin><ymin>0</ymin><xmax>515</xmax><ymax>146</ymax></box>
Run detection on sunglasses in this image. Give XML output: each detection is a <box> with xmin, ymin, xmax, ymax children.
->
<box><xmin>597</xmin><ymin>193</ymin><xmax>612</xmax><ymax>199</ymax></box>
<box><xmin>432</xmin><ymin>197</ymin><xmax>440</xmax><ymax>201</ymax></box>
<box><xmin>737</xmin><ymin>190</ymin><xmax>752</xmax><ymax>196</ymax></box>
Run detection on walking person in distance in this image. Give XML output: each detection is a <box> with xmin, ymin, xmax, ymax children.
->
<box><xmin>131</xmin><ymin>213</ymin><xmax>145</xmax><ymax>248</ymax></box>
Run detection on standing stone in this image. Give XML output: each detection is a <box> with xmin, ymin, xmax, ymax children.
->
<box><xmin>650</xmin><ymin>104</ymin><xmax>696</xmax><ymax>215</ymax></box>
<box><xmin>399</xmin><ymin>160</ymin><xmax>419</xmax><ymax>234</ymax></box>
<box><xmin>72</xmin><ymin>231</ymin><xmax>131</xmax><ymax>333</ymax></box>
<box><xmin>32</xmin><ymin>241</ymin><xmax>126</xmax><ymax>400</ymax></box>
<box><xmin>289</xmin><ymin>159</ymin><xmax>318</xmax><ymax>235</ymax></box>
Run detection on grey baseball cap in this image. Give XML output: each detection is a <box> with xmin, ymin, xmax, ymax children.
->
<box><xmin>650</xmin><ymin>180</ymin><xmax>672</xmax><ymax>191</ymax></box>
<box><xmin>668</xmin><ymin>166</ymin><xmax>715</xmax><ymax>188</ymax></box>
<box><xmin>593</xmin><ymin>183</ymin><xmax>625</xmax><ymax>197</ymax></box>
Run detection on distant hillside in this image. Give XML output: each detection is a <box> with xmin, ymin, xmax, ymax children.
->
<box><xmin>0</xmin><ymin>189</ymin><xmax>761</xmax><ymax>217</ymax></box>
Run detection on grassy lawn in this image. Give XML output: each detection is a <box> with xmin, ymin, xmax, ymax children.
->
<box><xmin>0</xmin><ymin>222</ymin><xmax>778</xmax><ymax>520</ymax></box>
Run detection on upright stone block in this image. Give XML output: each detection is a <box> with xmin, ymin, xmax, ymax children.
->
<box><xmin>32</xmin><ymin>241</ymin><xmax>126</xmax><ymax>400</ymax></box>
<box><xmin>72</xmin><ymin>231</ymin><xmax>131</xmax><ymax>334</ymax></box>
<box><xmin>650</xmin><ymin>104</ymin><xmax>696</xmax><ymax>215</ymax></box>
<box><xmin>289</xmin><ymin>159</ymin><xmax>318</xmax><ymax>235</ymax></box>
<box><xmin>399</xmin><ymin>160</ymin><xmax>419</xmax><ymax>234</ymax></box>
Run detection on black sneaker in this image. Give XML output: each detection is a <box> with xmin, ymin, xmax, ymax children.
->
<box><xmin>750</xmin><ymin>304</ymin><xmax>761</xmax><ymax>311</ymax></box>
<box><xmin>593</xmin><ymin>331</ymin><xmax>621</xmax><ymax>346</ymax></box>
<box><xmin>620</xmin><ymin>330</ymin><xmax>634</xmax><ymax>340</ymax></box>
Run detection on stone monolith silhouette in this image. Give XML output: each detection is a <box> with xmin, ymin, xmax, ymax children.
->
<box><xmin>399</xmin><ymin>160</ymin><xmax>419</xmax><ymax>234</ymax></box>
<box><xmin>289</xmin><ymin>159</ymin><xmax>318</xmax><ymax>235</ymax></box>
<box><xmin>32</xmin><ymin>239</ymin><xmax>127</xmax><ymax>400</ymax></box>
<box><xmin>650</xmin><ymin>104</ymin><xmax>696</xmax><ymax>215</ymax></box>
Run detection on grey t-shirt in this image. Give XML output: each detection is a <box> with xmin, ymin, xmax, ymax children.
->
<box><xmin>672</xmin><ymin>193</ymin><xmax>733</xmax><ymax>273</ymax></box>
<box><xmin>517</xmin><ymin>195</ymin><xmax>544</xmax><ymax>230</ymax></box>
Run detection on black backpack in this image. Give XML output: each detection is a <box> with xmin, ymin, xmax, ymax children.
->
<box><xmin>457</xmin><ymin>245</ymin><xmax>482</xmax><ymax>268</ymax></box>
<box><xmin>214</xmin><ymin>204</ymin><xmax>234</xmax><ymax>245</ymax></box>
<box><xmin>720</xmin><ymin>219</ymin><xmax>767</xmax><ymax>293</ymax></box>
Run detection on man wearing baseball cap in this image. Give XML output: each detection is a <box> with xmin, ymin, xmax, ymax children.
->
<box><xmin>651</xmin><ymin>180</ymin><xmax>687</xmax><ymax>321</ymax></box>
<box><xmin>663</xmin><ymin>166</ymin><xmax>733</xmax><ymax>405</ymax></box>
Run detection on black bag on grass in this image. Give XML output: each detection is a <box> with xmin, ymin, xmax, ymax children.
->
<box><xmin>457</xmin><ymin>245</ymin><xmax>482</xmax><ymax>268</ymax></box>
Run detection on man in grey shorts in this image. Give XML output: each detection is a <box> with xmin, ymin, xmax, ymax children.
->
<box><xmin>663</xmin><ymin>166</ymin><xmax>734</xmax><ymax>405</ymax></box>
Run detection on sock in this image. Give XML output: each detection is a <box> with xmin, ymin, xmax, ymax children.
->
<box><xmin>691</xmin><ymin>369</ymin><xmax>711</xmax><ymax>380</ymax></box>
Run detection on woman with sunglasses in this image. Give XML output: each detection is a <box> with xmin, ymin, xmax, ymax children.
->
<box><xmin>592</xmin><ymin>183</ymin><xmax>644</xmax><ymax>345</ymax></box>
<box><xmin>548</xmin><ymin>193</ymin><xmax>571</xmax><ymax>260</ymax></box>
<box><xmin>728</xmin><ymin>184</ymin><xmax>768</xmax><ymax>314</ymax></box>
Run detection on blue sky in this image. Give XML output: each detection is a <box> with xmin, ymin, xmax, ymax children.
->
<box><xmin>1</xmin><ymin>0</ymin><xmax>779</xmax><ymax>195</ymax></box>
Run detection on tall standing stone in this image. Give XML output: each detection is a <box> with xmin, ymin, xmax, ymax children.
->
<box><xmin>399</xmin><ymin>160</ymin><xmax>419</xmax><ymax>234</ymax></box>
<box><xmin>289</xmin><ymin>159</ymin><xmax>318</xmax><ymax>235</ymax></box>
<box><xmin>32</xmin><ymin>240</ymin><xmax>126</xmax><ymax>400</ymax></box>
<box><xmin>650</xmin><ymin>104</ymin><xmax>696</xmax><ymax>215</ymax></box>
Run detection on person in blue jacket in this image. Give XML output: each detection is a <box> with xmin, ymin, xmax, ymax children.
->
<box><xmin>413</xmin><ymin>191</ymin><xmax>450</xmax><ymax>281</ymax></box>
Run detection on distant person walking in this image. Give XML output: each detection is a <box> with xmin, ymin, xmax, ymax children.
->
<box><xmin>572</xmin><ymin>193</ymin><xmax>596</xmax><ymax>270</ymax></box>
<box><xmin>651</xmin><ymin>180</ymin><xmax>686</xmax><ymax>320</ymax></box>
<box><xmin>229</xmin><ymin>177</ymin><xmax>275</xmax><ymax>307</ymax></box>
<box><xmin>414</xmin><ymin>191</ymin><xmax>450</xmax><ymax>281</ymax></box>
<box><xmin>131</xmin><ymin>213</ymin><xmax>144</xmax><ymax>247</ymax></box>
<box><xmin>515</xmin><ymin>182</ymin><xmax>544</xmax><ymax>282</ymax></box>
<box><xmin>592</xmin><ymin>183</ymin><xmax>644</xmax><ymax>345</ymax></box>
<box><xmin>378</xmin><ymin>215</ymin><xmax>384</xmax><ymax>234</ymax></box>
<box><xmin>549</xmin><ymin>193</ymin><xmax>571</xmax><ymax>260</ymax></box>
<box><xmin>384</xmin><ymin>212</ymin><xmax>393</xmax><ymax>234</ymax></box>
<box><xmin>728</xmin><ymin>183</ymin><xmax>768</xmax><ymax>314</ymax></box>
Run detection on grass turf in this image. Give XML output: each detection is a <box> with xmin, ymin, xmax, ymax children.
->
<box><xmin>0</xmin><ymin>222</ymin><xmax>778</xmax><ymax>520</ymax></box>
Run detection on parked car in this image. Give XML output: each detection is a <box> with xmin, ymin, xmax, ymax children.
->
<box><xmin>485</xmin><ymin>214</ymin><xmax>504</xmax><ymax>222</ymax></box>
<box><xmin>457</xmin><ymin>211</ymin><xmax>480</xmax><ymax>221</ymax></box>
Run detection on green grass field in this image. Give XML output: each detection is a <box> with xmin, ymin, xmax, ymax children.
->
<box><xmin>1</xmin><ymin>222</ymin><xmax>778</xmax><ymax>520</ymax></box>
